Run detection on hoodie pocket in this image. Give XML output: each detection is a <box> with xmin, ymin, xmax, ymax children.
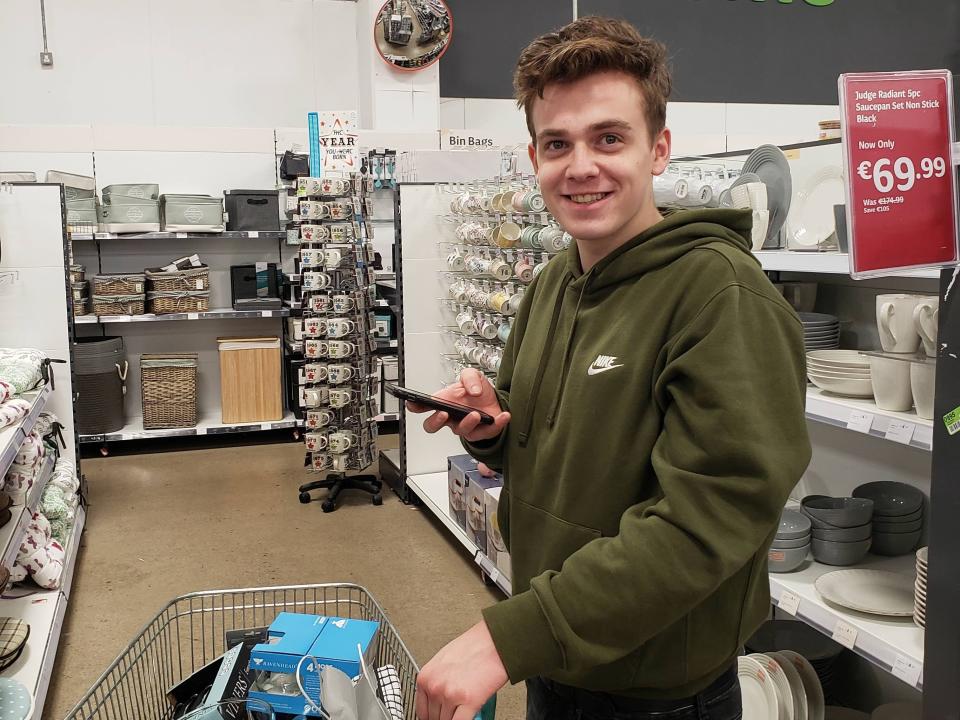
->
<box><xmin>510</xmin><ymin>495</ymin><xmax>601</xmax><ymax>586</ymax></box>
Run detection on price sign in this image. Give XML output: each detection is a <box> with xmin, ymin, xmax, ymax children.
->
<box><xmin>778</xmin><ymin>590</ymin><xmax>801</xmax><ymax>616</ymax></box>
<box><xmin>847</xmin><ymin>411</ymin><xmax>875</xmax><ymax>434</ymax></box>
<box><xmin>832</xmin><ymin>620</ymin><xmax>858</xmax><ymax>649</ymax></box>
<box><xmin>892</xmin><ymin>655</ymin><xmax>923</xmax><ymax>687</ymax></box>
<box><xmin>839</xmin><ymin>70</ymin><xmax>958</xmax><ymax>277</ymax></box>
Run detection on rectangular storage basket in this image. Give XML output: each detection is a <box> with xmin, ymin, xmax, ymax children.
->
<box><xmin>145</xmin><ymin>266</ymin><xmax>209</xmax><ymax>292</ymax></box>
<box><xmin>93</xmin><ymin>295</ymin><xmax>145</xmax><ymax>316</ymax></box>
<box><xmin>146</xmin><ymin>290</ymin><xmax>210</xmax><ymax>314</ymax></box>
<box><xmin>140</xmin><ymin>353</ymin><xmax>198</xmax><ymax>429</ymax></box>
<box><xmin>102</xmin><ymin>183</ymin><xmax>160</xmax><ymax>201</ymax></box>
<box><xmin>161</xmin><ymin>194</ymin><xmax>224</xmax><ymax>232</ymax></box>
<box><xmin>93</xmin><ymin>273</ymin><xmax>146</xmax><ymax>296</ymax></box>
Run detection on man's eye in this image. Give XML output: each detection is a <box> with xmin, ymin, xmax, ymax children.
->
<box><xmin>602</xmin><ymin>134</ymin><xmax>620</xmax><ymax>145</ymax></box>
<box><xmin>546</xmin><ymin>140</ymin><xmax>565</xmax><ymax>151</ymax></box>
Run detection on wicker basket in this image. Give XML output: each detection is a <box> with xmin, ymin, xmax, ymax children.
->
<box><xmin>145</xmin><ymin>266</ymin><xmax>210</xmax><ymax>293</ymax></box>
<box><xmin>140</xmin><ymin>354</ymin><xmax>198</xmax><ymax>429</ymax></box>
<box><xmin>93</xmin><ymin>294</ymin><xmax>145</xmax><ymax>316</ymax></box>
<box><xmin>73</xmin><ymin>297</ymin><xmax>91</xmax><ymax>317</ymax></box>
<box><xmin>147</xmin><ymin>290</ymin><xmax>210</xmax><ymax>315</ymax></box>
<box><xmin>93</xmin><ymin>273</ymin><xmax>146</xmax><ymax>297</ymax></box>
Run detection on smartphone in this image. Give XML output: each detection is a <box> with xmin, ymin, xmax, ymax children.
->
<box><xmin>384</xmin><ymin>383</ymin><xmax>495</xmax><ymax>425</ymax></box>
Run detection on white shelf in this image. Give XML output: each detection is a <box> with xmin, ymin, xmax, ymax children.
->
<box><xmin>78</xmin><ymin>411</ymin><xmax>299</xmax><ymax>443</ymax></box>
<box><xmin>407</xmin><ymin>472</ymin><xmax>511</xmax><ymax>595</ymax></box>
<box><xmin>754</xmin><ymin>251</ymin><xmax>940</xmax><ymax>279</ymax></box>
<box><xmin>769</xmin><ymin>552</ymin><xmax>924</xmax><ymax>691</ymax></box>
<box><xmin>74</xmin><ymin>308</ymin><xmax>289</xmax><ymax>324</ymax></box>
<box><xmin>70</xmin><ymin>231</ymin><xmax>285</xmax><ymax>241</ymax></box>
<box><xmin>0</xmin><ymin>385</ymin><xmax>52</xmax><ymax>476</ymax></box>
<box><xmin>805</xmin><ymin>387</ymin><xmax>933</xmax><ymax>451</ymax></box>
<box><xmin>20</xmin><ymin>453</ymin><xmax>55</xmax><ymax>516</ymax></box>
<box><xmin>60</xmin><ymin>505</ymin><xmax>86</xmax><ymax>601</ymax></box>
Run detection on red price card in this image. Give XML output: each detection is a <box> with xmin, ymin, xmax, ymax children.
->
<box><xmin>839</xmin><ymin>70</ymin><xmax>958</xmax><ymax>278</ymax></box>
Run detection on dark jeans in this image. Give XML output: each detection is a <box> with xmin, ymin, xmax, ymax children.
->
<box><xmin>526</xmin><ymin>666</ymin><xmax>741</xmax><ymax>720</ymax></box>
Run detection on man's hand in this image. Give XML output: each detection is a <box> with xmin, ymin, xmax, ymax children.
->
<box><xmin>415</xmin><ymin>621</ymin><xmax>508</xmax><ymax>720</ymax></box>
<box><xmin>406</xmin><ymin>368</ymin><xmax>510</xmax><ymax>443</ymax></box>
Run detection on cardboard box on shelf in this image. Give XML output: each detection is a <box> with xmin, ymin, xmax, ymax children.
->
<box><xmin>466</xmin><ymin>471</ymin><xmax>502</xmax><ymax>553</ymax></box>
<box><xmin>485</xmin><ymin>486</ymin><xmax>511</xmax><ymax>583</ymax></box>
<box><xmin>447</xmin><ymin>454</ymin><xmax>478</xmax><ymax>530</ymax></box>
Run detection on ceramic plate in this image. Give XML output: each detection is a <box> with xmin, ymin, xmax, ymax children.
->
<box><xmin>750</xmin><ymin>654</ymin><xmax>795</xmax><ymax>720</ymax></box>
<box><xmin>769</xmin><ymin>652</ymin><xmax>809</xmax><ymax>720</ymax></box>
<box><xmin>742</xmin><ymin>145</ymin><xmax>793</xmax><ymax>244</ymax></box>
<box><xmin>738</xmin><ymin>656</ymin><xmax>778</xmax><ymax>720</ymax></box>
<box><xmin>815</xmin><ymin>569</ymin><xmax>915</xmax><ymax>616</ymax></box>
<box><xmin>778</xmin><ymin>650</ymin><xmax>824</xmax><ymax>720</ymax></box>
<box><xmin>799</xmin><ymin>313</ymin><xmax>838</xmax><ymax>324</ymax></box>
<box><xmin>787</xmin><ymin>166</ymin><xmax>844</xmax><ymax>247</ymax></box>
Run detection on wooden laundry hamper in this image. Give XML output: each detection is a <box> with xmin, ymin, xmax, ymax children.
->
<box><xmin>217</xmin><ymin>337</ymin><xmax>281</xmax><ymax>423</ymax></box>
<box><xmin>140</xmin><ymin>354</ymin><xmax>198</xmax><ymax>429</ymax></box>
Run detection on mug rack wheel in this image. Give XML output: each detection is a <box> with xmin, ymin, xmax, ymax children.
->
<box><xmin>299</xmin><ymin>492</ymin><xmax>312</xmax><ymax>504</ymax></box>
<box><xmin>373</xmin><ymin>494</ymin><xmax>383</xmax><ymax>506</ymax></box>
<box><xmin>322</xmin><ymin>499</ymin><xmax>336</xmax><ymax>513</ymax></box>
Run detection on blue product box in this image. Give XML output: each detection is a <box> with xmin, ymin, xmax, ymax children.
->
<box><xmin>448</xmin><ymin>454</ymin><xmax>479</xmax><ymax>530</ymax></box>
<box><xmin>309</xmin><ymin>617</ymin><xmax>381</xmax><ymax>679</ymax></box>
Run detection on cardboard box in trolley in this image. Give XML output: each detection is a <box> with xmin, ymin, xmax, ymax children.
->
<box><xmin>447</xmin><ymin>454</ymin><xmax>478</xmax><ymax>530</ymax></box>
<box><xmin>465</xmin><ymin>471</ymin><xmax>502</xmax><ymax>553</ymax></box>
<box><xmin>485</xmin><ymin>486</ymin><xmax>512</xmax><ymax>582</ymax></box>
<box><xmin>167</xmin><ymin>642</ymin><xmax>253</xmax><ymax>720</ymax></box>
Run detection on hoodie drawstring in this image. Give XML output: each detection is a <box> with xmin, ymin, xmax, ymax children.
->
<box><xmin>518</xmin><ymin>274</ymin><xmax>570</xmax><ymax>447</ymax></box>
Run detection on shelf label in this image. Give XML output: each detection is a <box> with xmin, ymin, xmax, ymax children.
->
<box><xmin>196</xmin><ymin>427</ymin><xmax>207</xmax><ymax>435</ymax></box>
<box><xmin>176</xmin><ymin>233</ymin><xmax>187</xmax><ymax>238</ymax></box>
<box><xmin>489</xmin><ymin>567</ymin><xmax>501</xmax><ymax>584</ymax></box>
<box><xmin>847</xmin><ymin>411</ymin><xmax>875</xmax><ymax>434</ymax></box>
<box><xmin>779</xmin><ymin>590</ymin><xmax>801</xmax><ymax>617</ymax></box>
<box><xmin>892</xmin><ymin>654</ymin><xmax>923</xmax><ymax>687</ymax></box>
<box><xmin>248</xmin><ymin>231</ymin><xmax>259</xmax><ymax>238</ymax></box>
<box><xmin>187</xmin><ymin>312</ymin><xmax>199</xmax><ymax>320</ymax></box>
<box><xmin>261</xmin><ymin>311</ymin><xmax>272</xmax><ymax>318</ymax></box>
<box><xmin>261</xmin><ymin>423</ymin><xmax>272</xmax><ymax>431</ymax></box>
<box><xmin>885</xmin><ymin>420</ymin><xmax>916</xmax><ymax>445</ymax></box>
<box><xmin>832</xmin><ymin>620</ymin><xmax>858</xmax><ymax>649</ymax></box>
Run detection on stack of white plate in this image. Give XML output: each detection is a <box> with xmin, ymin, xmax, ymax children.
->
<box><xmin>800</xmin><ymin>313</ymin><xmax>840</xmax><ymax>351</ymax></box>
<box><xmin>914</xmin><ymin>546</ymin><xmax>927</xmax><ymax>628</ymax></box>
<box><xmin>739</xmin><ymin>651</ymin><xmax>825</xmax><ymax>720</ymax></box>
<box><xmin>806</xmin><ymin>350</ymin><xmax>873</xmax><ymax>398</ymax></box>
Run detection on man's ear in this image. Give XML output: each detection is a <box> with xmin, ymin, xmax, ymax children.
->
<box><xmin>528</xmin><ymin>142</ymin><xmax>538</xmax><ymax>175</ymax></box>
<box><xmin>651</xmin><ymin>128</ymin><xmax>671</xmax><ymax>176</ymax></box>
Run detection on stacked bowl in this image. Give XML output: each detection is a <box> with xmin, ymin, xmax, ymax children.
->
<box><xmin>853</xmin><ymin>481</ymin><xmax>925</xmax><ymax>556</ymax></box>
<box><xmin>769</xmin><ymin>509</ymin><xmax>812</xmax><ymax>572</ymax></box>
<box><xmin>800</xmin><ymin>312</ymin><xmax>840</xmax><ymax>351</ymax></box>
<box><xmin>914</xmin><ymin>547</ymin><xmax>927</xmax><ymax>628</ymax></box>
<box><xmin>802</xmin><ymin>495</ymin><xmax>874</xmax><ymax>566</ymax></box>
<box><xmin>806</xmin><ymin>350</ymin><xmax>873</xmax><ymax>398</ymax></box>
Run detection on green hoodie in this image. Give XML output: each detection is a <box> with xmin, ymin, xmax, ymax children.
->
<box><xmin>465</xmin><ymin>208</ymin><xmax>811</xmax><ymax>699</ymax></box>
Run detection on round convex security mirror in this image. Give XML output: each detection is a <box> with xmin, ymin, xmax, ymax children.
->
<box><xmin>374</xmin><ymin>0</ymin><xmax>453</xmax><ymax>72</ymax></box>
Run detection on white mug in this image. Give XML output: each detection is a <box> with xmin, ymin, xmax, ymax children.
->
<box><xmin>331</xmin><ymin>453</ymin><xmax>349</xmax><ymax>472</ymax></box>
<box><xmin>321</xmin><ymin>178</ymin><xmax>350</xmax><ymax>196</ymax></box>
<box><xmin>300</xmin><ymin>248</ymin><xmax>324</xmax><ymax>267</ymax></box>
<box><xmin>329</xmin><ymin>431</ymin><xmax>357</xmax><ymax>454</ymax></box>
<box><xmin>478</xmin><ymin>317</ymin><xmax>499</xmax><ymax>340</ymax></box>
<box><xmin>305</xmin><ymin>432</ymin><xmax>328</xmax><ymax>451</ymax></box>
<box><xmin>298</xmin><ymin>177</ymin><xmax>323</xmax><ymax>196</ymax></box>
<box><xmin>305</xmin><ymin>363</ymin><xmax>328</xmax><ymax>383</ymax></box>
<box><xmin>300</xmin><ymin>224</ymin><xmax>328</xmax><ymax>242</ymax></box>
<box><xmin>328</xmin><ymin>341</ymin><xmax>356</xmax><ymax>359</ymax></box>
<box><xmin>299</xmin><ymin>201</ymin><xmax>330</xmax><ymax>220</ymax></box>
<box><xmin>328</xmin><ymin>364</ymin><xmax>354</xmax><ymax>384</ymax></box>
<box><xmin>912</xmin><ymin>295</ymin><xmax>939</xmax><ymax>358</ymax></box>
<box><xmin>309</xmin><ymin>294</ymin><xmax>332</xmax><ymax>313</ymax></box>
<box><xmin>329</xmin><ymin>388</ymin><xmax>353</xmax><ymax>408</ymax></box>
<box><xmin>329</xmin><ymin>223</ymin><xmax>353</xmax><ymax>241</ymax></box>
<box><xmin>305</xmin><ymin>340</ymin><xmax>328</xmax><ymax>358</ymax></box>
<box><xmin>312</xmin><ymin>452</ymin><xmax>331</xmax><ymax>471</ymax></box>
<box><xmin>303</xmin><ymin>317</ymin><xmax>327</xmax><ymax>338</ymax></box>
<box><xmin>877</xmin><ymin>294</ymin><xmax>922</xmax><ymax>353</ymax></box>
<box><xmin>327</xmin><ymin>318</ymin><xmax>356</xmax><ymax>338</ymax></box>
<box><xmin>303</xmin><ymin>386</ymin><xmax>329</xmax><ymax>408</ymax></box>
<box><xmin>306</xmin><ymin>409</ymin><xmax>334</xmax><ymax>428</ymax></box>
<box><xmin>329</xmin><ymin>200</ymin><xmax>353</xmax><ymax>219</ymax></box>
<box><xmin>447</xmin><ymin>251</ymin><xmax>466</xmax><ymax>272</ymax></box>
<box><xmin>911</xmin><ymin>361</ymin><xmax>936</xmax><ymax>420</ymax></box>
<box><xmin>869</xmin><ymin>356</ymin><xmax>913</xmax><ymax>412</ymax></box>
<box><xmin>303</xmin><ymin>271</ymin><xmax>331</xmax><ymax>290</ymax></box>
<box><xmin>324</xmin><ymin>249</ymin><xmax>344</xmax><ymax>269</ymax></box>
<box><xmin>332</xmin><ymin>294</ymin><xmax>355</xmax><ymax>313</ymax></box>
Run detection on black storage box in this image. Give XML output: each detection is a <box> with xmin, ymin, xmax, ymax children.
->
<box><xmin>74</xmin><ymin>337</ymin><xmax>126</xmax><ymax>434</ymax></box>
<box><xmin>224</xmin><ymin>190</ymin><xmax>280</xmax><ymax>231</ymax></box>
<box><xmin>230</xmin><ymin>264</ymin><xmax>281</xmax><ymax>310</ymax></box>
<box><xmin>280</xmin><ymin>151</ymin><xmax>309</xmax><ymax>180</ymax></box>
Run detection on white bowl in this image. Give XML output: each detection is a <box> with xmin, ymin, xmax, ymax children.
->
<box><xmin>808</xmin><ymin>368</ymin><xmax>872</xmax><ymax>379</ymax></box>
<box><xmin>808</xmin><ymin>373</ymin><xmax>874</xmax><ymax>397</ymax></box>
<box><xmin>807</xmin><ymin>350</ymin><xmax>870</xmax><ymax>364</ymax></box>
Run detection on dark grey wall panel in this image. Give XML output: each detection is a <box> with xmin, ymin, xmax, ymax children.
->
<box><xmin>440</xmin><ymin>0</ymin><xmax>573</xmax><ymax>100</ymax></box>
<box><xmin>440</xmin><ymin>0</ymin><xmax>960</xmax><ymax>106</ymax></box>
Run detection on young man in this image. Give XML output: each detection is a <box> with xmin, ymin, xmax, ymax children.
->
<box><xmin>411</xmin><ymin>16</ymin><xmax>811</xmax><ymax>720</ymax></box>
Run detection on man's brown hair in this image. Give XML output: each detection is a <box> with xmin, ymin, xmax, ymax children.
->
<box><xmin>514</xmin><ymin>16</ymin><xmax>672</xmax><ymax>143</ymax></box>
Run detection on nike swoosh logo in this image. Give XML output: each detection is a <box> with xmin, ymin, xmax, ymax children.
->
<box><xmin>587</xmin><ymin>364</ymin><xmax>623</xmax><ymax>376</ymax></box>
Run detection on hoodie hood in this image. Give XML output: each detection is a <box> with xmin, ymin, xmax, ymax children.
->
<box><xmin>566</xmin><ymin>208</ymin><xmax>755</xmax><ymax>292</ymax></box>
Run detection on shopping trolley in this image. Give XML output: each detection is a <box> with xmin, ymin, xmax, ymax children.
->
<box><xmin>64</xmin><ymin>583</ymin><xmax>495</xmax><ymax>720</ymax></box>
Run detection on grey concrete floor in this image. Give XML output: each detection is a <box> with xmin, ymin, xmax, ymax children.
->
<box><xmin>45</xmin><ymin>434</ymin><xmax>524</xmax><ymax>719</ymax></box>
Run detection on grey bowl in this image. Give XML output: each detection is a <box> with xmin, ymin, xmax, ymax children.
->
<box><xmin>802</xmin><ymin>496</ymin><xmax>874</xmax><ymax>528</ymax></box>
<box><xmin>871</xmin><ymin>530</ymin><xmax>922</xmax><ymax>556</ymax></box>
<box><xmin>874</xmin><ymin>517</ymin><xmax>923</xmax><ymax>534</ymax></box>
<box><xmin>769</xmin><ymin>543</ymin><xmax>810</xmax><ymax>573</ymax></box>
<box><xmin>812</xmin><ymin>537</ymin><xmax>872</xmax><ymax>566</ymax></box>
<box><xmin>872</xmin><ymin>506</ymin><xmax>923</xmax><ymax>524</ymax></box>
<box><xmin>778</xmin><ymin>509</ymin><xmax>812</xmax><ymax>540</ymax></box>
<box><xmin>772</xmin><ymin>534</ymin><xmax>811</xmax><ymax>550</ymax></box>
<box><xmin>853</xmin><ymin>481</ymin><xmax>924</xmax><ymax>517</ymax></box>
<box><xmin>812</xmin><ymin>523</ymin><xmax>872</xmax><ymax>543</ymax></box>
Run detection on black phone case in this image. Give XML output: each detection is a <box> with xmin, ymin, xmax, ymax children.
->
<box><xmin>385</xmin><ymin>384</ymin><xmax>495</xmax><ymax>424</ymax></box>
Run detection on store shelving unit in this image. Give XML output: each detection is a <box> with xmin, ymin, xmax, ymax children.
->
<box><xmin>756</xmin><ymin>251</ymin><xmax>940</xmax><ymax>279</ymax></box>
<box><xmin>0</xmin><ymin>384</ymin><xmax>52</xmax><ymax>474</ymax></box>
<box><xmin>805</xmin><ymin>387</ymin><xmax>933</xmax><ymax>452</ymax></box>
<box><xmin>74</xmin><ymin>308</ymin><xmax>290</xmax><ymax>324</ymax></box>
<box><xmin>71</xmin><ymin>231</ymin><xmax>286</xmax><ymax>242</ymax></box>
<box><xmin>407</xmin><ymin>472</ymin><xmax>512</xmax><ymax>596</ymax></box>
<box><xmin>80</xmin><ymin>411</ymin><xmax>300</xmax><ymax>443</ymax></box>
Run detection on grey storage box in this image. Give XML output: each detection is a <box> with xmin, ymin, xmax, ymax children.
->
<box><xmin>161</xmin><ymin>194</ymin><xmax>224</xmax><ymax>232</ymax></box>
<box><xmin>0</xmin><ymin>172</ymin><xmax>36</xmax><ymax>182</ymax></box>
<box><xmin>74</xmin><ymin>336</ymin><xmax>127</xmax><ymax>434</ymax></box>
<box><xmin>66</xmin><ymin>198</ymin><xmax>98</xmax><ymax>226</ymax></box>
<box><xmin>102</xmin><ymin>183</ymin><xmax>160</xmax><ymax>201</ymax></box>
<box><xmin>99</xmin><ymin>200</ymin><xmax>161</xmax><ymax>233</ymax></box>
<box><xmin>224</xmin><ymin>190</ymin><xmax>281</xmax><ymax>231</ymax></box>
<box><xmin>46</xmin><ymin>170</ymin><xmax>95</xmax><ymax>200</ymax></box>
